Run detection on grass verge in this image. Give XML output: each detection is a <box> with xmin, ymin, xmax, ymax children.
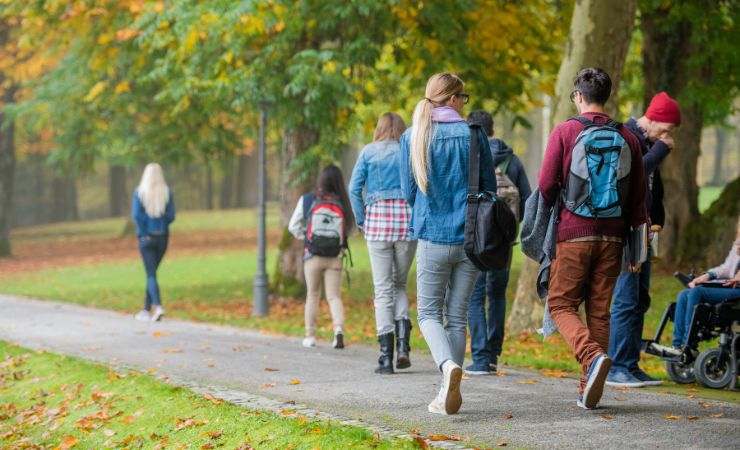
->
<box><xmin>0</xmin><ymin>341</ymin><xmax>419</xmax><ymax>449</ymax></box>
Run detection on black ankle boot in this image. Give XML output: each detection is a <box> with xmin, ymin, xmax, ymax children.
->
<box><xmin>374</xmin><ymin>332</ymin><xmax>394</xmax><ymax>374</ymax></box>
<box><xmin>395</xmin><ymin>319</ymin><xmax>412</xmax><ymax>369</ymax></box>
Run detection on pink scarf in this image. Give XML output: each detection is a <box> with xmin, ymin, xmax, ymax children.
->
<box><xmin>431</xmin><ymin>106</ymin><xmax>464</xmax><ymax>123</ymax></box>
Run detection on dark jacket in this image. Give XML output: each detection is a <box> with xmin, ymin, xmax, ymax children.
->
<box><xmin>624</xmin><ymin>118</ymin><xmax>668</xmax><ymax>227</ymax></box>
<box><xmin>132</xmin><ymin>191</ymin><xmax>176</xmax><ymax>238</ymax></box>
<box><xmin>489</xmin><ymin>138</ymin><xmax>532</xmax><ymax>220</ymax></box>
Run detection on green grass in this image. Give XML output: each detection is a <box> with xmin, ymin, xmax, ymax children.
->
<box><xmin>0</xmin><ymin>341</ymin><xmax>420</xmax><ymax>449</ymax></box>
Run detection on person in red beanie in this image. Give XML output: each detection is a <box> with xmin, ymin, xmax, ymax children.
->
<box><xmin>607</xmin><ymin>91</ymin><xmax>681</xmax><ymax>388</ymax></box>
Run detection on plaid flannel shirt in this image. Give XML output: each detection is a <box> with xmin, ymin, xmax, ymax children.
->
<box><xmin>363</xmin><ymin>198</ymin><xmax>412</xmax><ymax>241</ymax></box>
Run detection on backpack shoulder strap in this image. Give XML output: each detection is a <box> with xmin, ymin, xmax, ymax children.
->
<box><xmin>468</xmin><ymin>124</ymin><xmax>481</xmax><ymax>193</ymax></box>
<box><xmin>568</xmin><ymin>116</ymin><xmax>595</xmax><ymax>128</ymax></box>
<box><xmin>497</xmin><ymin>154</ymin><xmax>513</xmax><ymax>175</ymax></box>
<box><xmin>302</xmin><ymin>193</ymin><xmax>315</xmax><ymax>220</ymax></box>
<box><xmin>605</xmin><ymin>119</ymin><xmax>622</xmax><ymax>129</ymax></box>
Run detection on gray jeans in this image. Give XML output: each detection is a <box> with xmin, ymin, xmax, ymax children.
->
<box><xmin>367</xmin><ymin>239</ymin><xmax>418</xmax><ymax>335</ymax></box>
<box><xmin>416</xmin><ymin>240</ymin><xmax>479</xmax><ymax>370</ymax></box>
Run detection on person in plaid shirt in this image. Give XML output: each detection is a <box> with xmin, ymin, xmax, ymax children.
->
<box><xmin>349</xmin><ymin>112</ymin><xmax>418</xmax><ymax>375</ymax></box>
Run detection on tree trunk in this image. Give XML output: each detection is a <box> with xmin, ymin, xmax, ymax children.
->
<box><xmin>641</xmin><ymin>5</ymin><xmax>701</xmax><ymax>263</ymax></box>
<box><xmin>272</xmin><ymin>126</ymin><xmax>319</xmax><ymax>296</ymax></box>
<box><xmin>711</xmin><ymin>128</ymin><xmax>726</xmax><ymax>186</ymax></box>
<box><xmin>109</xmin><ymin>164</ymin><xmax>127</xmax><ymax>217</ymax></box>
<box><xmin>235</xmin><ymin>151</ymin><xmax>258</xmax><ymax>207</ymax></box>
<box><xmin>0</xmin><ymin>85</ymin><xmax>17</xmax><ymax>257</ymax></box>
<box><xmin>508</xmin><ymin>0</ymin><xmax>636</xmax><ymax>333</ymax></box>
<box><xmin>33</xmin><ymin>154</ymin><xmax>46</xmax><ymax>224</ymax></box>
<box><xmin>219</xmin><ymin>155</ymin><xmax>235</xmax><ymax>209</ymax></box>
<box><xmin>50</xmin><ymin>176</ymin><xmax>79</xmax><ymax>222</ymax></box>
<box><xmin>204</xmin><ymin>162</ymin><xmax>214</xmax><ymax>210</ymax></box>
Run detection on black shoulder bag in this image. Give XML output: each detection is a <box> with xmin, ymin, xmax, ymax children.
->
<box><xmin>463</xmin><ymin>125</ymin><xmax>517</xmax><ymax>271</ymax></box>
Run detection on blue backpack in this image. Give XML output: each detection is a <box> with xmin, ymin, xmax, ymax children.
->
<box><xmin>563</xmin><ymin>116</ymin><xmax>631</xmax><ymax>218</ymax></box>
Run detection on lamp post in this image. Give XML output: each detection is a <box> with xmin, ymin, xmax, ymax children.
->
<box><xmin>252</xmin><ymin>101</ymin><xmax>269</xmax><ymax>317</ymax></box>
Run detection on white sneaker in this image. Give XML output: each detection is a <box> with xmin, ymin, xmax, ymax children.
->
<box><xmin>134</xmin><ymin>310</ymin><xmax>151</xmax><ymax>322</ymax></box>
<box><xmin>428</xmin><ymin>360</ymin><xmax>463</xmax><ymax>415</ymax></box>
<box><xmin>302</xmin><ymin>336</ymin><xmax>316</xmax><ymax>348</ymax></box>
<box><xmin>151</xmin><ymin>306</ymin><xmax>165</xmax><ymax>322</ymax></box>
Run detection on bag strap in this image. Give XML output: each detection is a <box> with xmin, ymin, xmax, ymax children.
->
<box><xmin>497</xmin><ymin>154</ymin><xmax>513</xmax><ymax>175</ymax></box>
<box><xmin>568</xmin><ymin>115</ymin><xmax>595</xmax><ymax>128</ymax></box>
<box><xmin>468</xmin><ymin>124</ymin><xmax>481</xmax><ymax>194</ymax></box>
<box><xmin>302</xmin><ymin>193</ymin><xmax>315</xmax><ymax>221</ymax></box>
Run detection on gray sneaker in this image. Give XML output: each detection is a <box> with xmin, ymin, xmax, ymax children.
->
<box><xmin>134</xmin><ymin>310</ymin><xmax>151</xmax><ymax>322</ymax></box>
<box><xmin>151</xmin><ymin>306</ymin><xmax>165</xmax><ymax>322</ymax></box>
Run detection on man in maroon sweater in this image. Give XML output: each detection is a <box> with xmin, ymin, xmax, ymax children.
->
<box><xmin>539</xmin><ymin>68</ymin><xmax>647</xmax><ymax>409</ymax></box>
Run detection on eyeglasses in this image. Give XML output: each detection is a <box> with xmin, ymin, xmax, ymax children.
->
<box><xmin>455</xmin><ymin>93</ymin><xmax>470</xmax><ymax>104</ymax></box>
<box><xmin>569</xmin><ymin>90</ymin><xmax>580</xmax><ymax>102</ymax></box>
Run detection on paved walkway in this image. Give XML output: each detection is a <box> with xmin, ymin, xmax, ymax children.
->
<box><xmin>0</xmin><ymin>295</ymin><xmax>737</xmax><ymax>449</ymax></box>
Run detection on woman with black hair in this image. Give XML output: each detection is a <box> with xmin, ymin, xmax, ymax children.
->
<box><xmin>288</xmin><ymin>165</ymin><xmax>355</xmax><ymax>349</ymax></box>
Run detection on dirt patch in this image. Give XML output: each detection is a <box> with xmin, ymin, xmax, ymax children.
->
<box><xmin>0</xmin><ymin>228</ymin><xmax>282</xmax><ymax>275</ymax></box>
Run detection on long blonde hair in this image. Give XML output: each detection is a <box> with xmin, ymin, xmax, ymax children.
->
<box><xmin>373</xmin><ymin>112</ymin><xmax>406</xmax><ymax>142</ymax></box>
<box><xmin>137</xmin><ymin>163</ymin><xmax>170</xmax><ymax>218</ymax></box>
<box><xmin>410</xmin><ymin>73</ymin><xmax>465</xmax><ymax>193</ymax></box>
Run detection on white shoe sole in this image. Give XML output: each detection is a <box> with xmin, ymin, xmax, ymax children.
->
<box><xmin>464</xmin><ymin>369</ymin><xmax>491</xmax><ymax>376</ymax></box>
<box><xmin>582</xmin><ymin>356</ymin><xmax>611</xmax><ymax>409</ymax></box>
<box><xmin>605</xmin><ymin>380</ymin><xmax>645</xmax><ymax>388</ymax></box>
<box><xmin>442</xmin><ymin>364</ymin><xmax>463</xmax><ymax>414</ymax></box>
<box><xmin>640</xmin><ymin>380</ymin><xmax>663</xmax><ymax>386</ymax></box>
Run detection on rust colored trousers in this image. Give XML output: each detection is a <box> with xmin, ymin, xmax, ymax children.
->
<box><xmin>547</xmin><ymin>240</ymin><xmax>623</xmax><ymax>393</ymax></box>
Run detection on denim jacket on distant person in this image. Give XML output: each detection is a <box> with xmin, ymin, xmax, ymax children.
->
<box><xmin>348</xmin><ymin>140</ymin><xmax>406</xmax><ymax>228</ymax></box>
<box><xmin>399</xmin><ymin>120</ymin><xmax>496</xmax><ymax>245</ymax></box>
<box><xmin>132</xmin><ymin>190</ymin><xmax>176</xmax><ymax>238</ymax></box>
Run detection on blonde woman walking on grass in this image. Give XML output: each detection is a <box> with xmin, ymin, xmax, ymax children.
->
<box><xmin>400</xmin><ymin>73</ymin><xmax>496</xmax><ymax>414</ymax></box>
<box><xmin>132</xmin><ymin>163</ymin><xmax>176</xmax><ymax>322</ymax></box>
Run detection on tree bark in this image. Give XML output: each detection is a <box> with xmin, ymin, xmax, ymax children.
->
<box><xmin>235</xmin><ymin>151</ymin><xmax>258</xmax><ymax>207</ymax></box>
<box><xmin>204</xmin><ymin>162</ymin><xmax>214</xmax><ymax>210</ymax></box>
<box><xmin>508</xmin><ymin>0</ymin><xmax>637</xmax><ymax>333</ymax></box>
<box><xmin>219</xmin><ymin>155</ymin><xmax>235</xmax><ymax>209</ymax></box>
<box><xmin>711</xmin><ymin>128</ymin><xmax>726</xmax><ymax>186</ymax></box>
<box><xmin>641</xmin><ymin>5</ymin><xmax>701</xmax><ymax>263</ymax></box>
<box><xmin>0</xmin><ymin>85</ymin><xmax>17</xmax><ymax>257</ymax></box>
<box><xmin>108</xmin><ymin>164</ymin><xmax>127</xmax><ymax>217</ymax></box>
<box><xmin>272</xmin><ymin>126</ymin><xmax>319</xmax><ymax>296</ymax></box>
<box><xmin>50</xmin><ymin>176</ymin><xmax>79</xmax><ymax>222</ymax></box>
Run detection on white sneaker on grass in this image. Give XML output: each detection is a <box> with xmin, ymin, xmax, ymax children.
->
<box><xmin>151</xmin><ymin>306</ymin><xmax>165</xmax><ymax>322</ymax></box>
<box><xmin>134</xmin><ymin>310</ymin><xmax>151</xmax><ymax>322</ymax></box>
<box><xmin>302</xmin><ymin>336</ymin><xmax>316</xmax><ymax>348</ymax></box>
<box><xmin>428</xmin><ymin>360</ymin><xmax>463</xmax><ymax>415</ymax></box>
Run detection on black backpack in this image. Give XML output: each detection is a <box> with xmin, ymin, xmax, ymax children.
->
<box><xmin>463</xmin><ymin>124</ymin><xmax>517</xmax><ymax>271</ymax></box>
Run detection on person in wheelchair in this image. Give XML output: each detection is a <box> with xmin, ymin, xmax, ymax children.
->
<box><xmin>672</xmin><ymin>230</ymin><xmax>740</xmax><ymax>350</ymax></box>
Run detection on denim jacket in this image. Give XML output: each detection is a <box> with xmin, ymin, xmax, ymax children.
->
<box><xmin>348</xmin><ymin>140</ymin><xmax>406</xmax><ymax>227</ymax></box>
<box><xmin>400</xmin><ymin>121</ymin><xmax>496</xmax><ymax>244</ymax></box>
<box><xmin>132</xmin><ymin>190</ymin><xmax>176</xmax><ymax>238</ymax></box>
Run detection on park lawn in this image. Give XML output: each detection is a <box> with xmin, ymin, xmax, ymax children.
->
<box><xmin>0</xmin><ymin>341</ymin><xmax>421</xmax><ymax>450</ymax></box>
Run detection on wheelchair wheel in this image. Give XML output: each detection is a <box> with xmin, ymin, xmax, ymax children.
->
<box><xmin>665</xmin><ymin>360</ymin><xmax>695</xmax><ymax>384</ymax></box>
<box><xmin>694</xmin><ymin>348</ymin><xmax>734</xmax><ymax>389</ymax></box>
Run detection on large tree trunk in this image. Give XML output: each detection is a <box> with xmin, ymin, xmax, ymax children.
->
<box><xmin>508</xmin><ymin>0</ymin><xmax>636</xmax><ymax>333</ymax></box>
<box><xmin>272</xmin><ymin>126</ymin><xmax>318</xmax><ymax>296</ymax></box>
<box><xmin>0</xmin><ymin>85</ymin><xmax>16</xmax><ymax>257</ymax></box>
<box><xmin>204</xmin><ymin>162</ymin><xmax>214</xmax><ymax>210</ymax></box>
<box><xmin>50</xmin><ymin>176</ymin><xmax>79</xmax><ymax>222</ymax></box>
<box><xmin>108</xmin><ymin>164</ymin><xmax>127</xmax><ymax>217</ymax></box>
<box><xmin>235</xmin><ymin>151</ymin><xmax>258</xmax><ymax>207</ymax></box>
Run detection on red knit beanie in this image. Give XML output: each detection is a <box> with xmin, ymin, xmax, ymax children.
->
<box><xmin>645</xmin><ymin>92</ymin><xmax>681</xmax><ymax>125</ymax></box>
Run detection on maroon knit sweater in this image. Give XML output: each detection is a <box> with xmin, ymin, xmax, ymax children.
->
<box><xmin>539</xmin><ymin>112</ymin><xmax>647</xmax><ymax>242</ymax></box>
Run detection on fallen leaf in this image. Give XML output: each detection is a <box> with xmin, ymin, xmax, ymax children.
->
<box><xmin>517</xmin><ymin>379</ymin><xmax>538</xmax><ymax>385</ymax></box>
<box><xmin>260</xmin><ymin>383</ymin><xmax>276</xmax><ymax>389</ymax></box>
<box><xmin>91</xmin><ymin>391</ymin><xmax>113</xmax><ymax>402</ymax></box>
<box><xmin>289</xmin><ymin>378</ymin><xmax>301</xmax><ymax>385</ymax></box>
<box><xmin>103</xmin><ymin>429</ymin><xmax>116</xmax><ymax>437</ymax></box>
<box><xmin>698</xmin><ymin>401</ymin><xmax>712</xmax><ymax>409</ymax></box>
<box><xmin>497</xmin><ymin>438</ymin><xmax>508</xmax><ymax>447</ymax></box>
<box><xmin>235</xmin><ymin>444</ymin><xmax>254</xmax><ymax>450</ymax></box>
<box><xmin>264</xmin><ymin>368</ymin><xmax>279</xmax><ymax>372</ymax></box>
<box><xmin>428</xmin><ymin>434</ymin><xmax>462</xmax><ymax>441</ymax></box>
<box><xmin>600</xmin><ymin>414</ymin><xmax>614</xmax><ymax>420</ymax></box>
<box><xmin>411</xmin><ymin>435</ymin><xmax>429</xmax><ymax>449</ymax></box>
<box><xmin>152</xmin><ymin>331</ymin><xmax>171</xmax><ymax>338</ymax></box>
<box><xmin>201</xmin><ymin>444</ymin><xmax>214</xmax><ymax>450</ymax></box>
<box><xmin>59</xmin><ymin>435</ymin><xmax>78</xmax><ymax>449</ymax></box>
<box><xmin>614</xmin><ymin>396</ymin><xmax>627</xmax><ymax>401</ymax></box>
<box><xmin>147</xmin><ymin>368</ymin><xmax>157</xmax><ymax>375</ymax></box>
<box><xmin>541</xmin><ymin>369</ymin><xmax>569</xmax><ymax>378</ymax></box>
<box><xmin>502</xmin><ymin>412</ymin><xmax>513</xmax><ymax>419</ymax></box>
<box><xmin>203</xmin><ymin>394</ymin><xmax>223</xmax><ymax>405</ymax></box>
<box><xmin>204</xmin><ymin>430</ymin><xmax>223</xmax><ymax>439</ymax></box>
<box><xmin>664</xmin><ymin>414</ymin><xmax>681</xmax><ymax>421</ymax></box>
<box><xmin>687</xmin><ymin>416</ymin><xmax>699</xmax><ymax>421</ymax></box>
<box><xmin>709</xmin><ymin>413</ymin><xmax>724</xmax><ymax>418</ymax></box>
<box><xmin>175</xmin><ymin>417</ymin><xmax>207</xmax><ymax>430</ymax></box>
<box><xmin>163</xmin><ymin>348</ymin><xmax>183</xmax><ymax>354</ymax></box>
<box><xmin>120</xmin><ymin>415</ymin><xmax>136</xmax><ymax>425</ymax></box>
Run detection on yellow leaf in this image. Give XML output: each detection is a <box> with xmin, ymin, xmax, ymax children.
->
<box><xmin>59</xmin><ymin>435</ymin><xmax>78</xmax><ymax>449</ymax></box>
<box><xmin>289</xmin><ymin>378</ymin><xmax>301</xmax><ymax>385</ymax></box>
<box><xmin>84</xmin><ymin>81</ymin><xmax>107</xmax><ymax>102</ymax></box>
<box><xmin>116</xmin><ymin>28</ymin><xmax>140</xmax><ymax>41</ymax></box>
<box><xmin>664</xmin><ymin>414</ymin><xmax>681</xmax><ymax>421</ymax></box>
<box><xmin>114</xmin><ymin>81</ymin><xmax>130</xmax><ymax>94</ymax></box>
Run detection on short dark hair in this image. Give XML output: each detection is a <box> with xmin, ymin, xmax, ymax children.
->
<box><xmin>467</xmin><ymin>110</ymin><xmax>494</xmax><ymax>136</ymax></box>
<box><xmin>573</xmin><ymin>68</ymin><xmax>612</xmax><ymax>105</ymax></box>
